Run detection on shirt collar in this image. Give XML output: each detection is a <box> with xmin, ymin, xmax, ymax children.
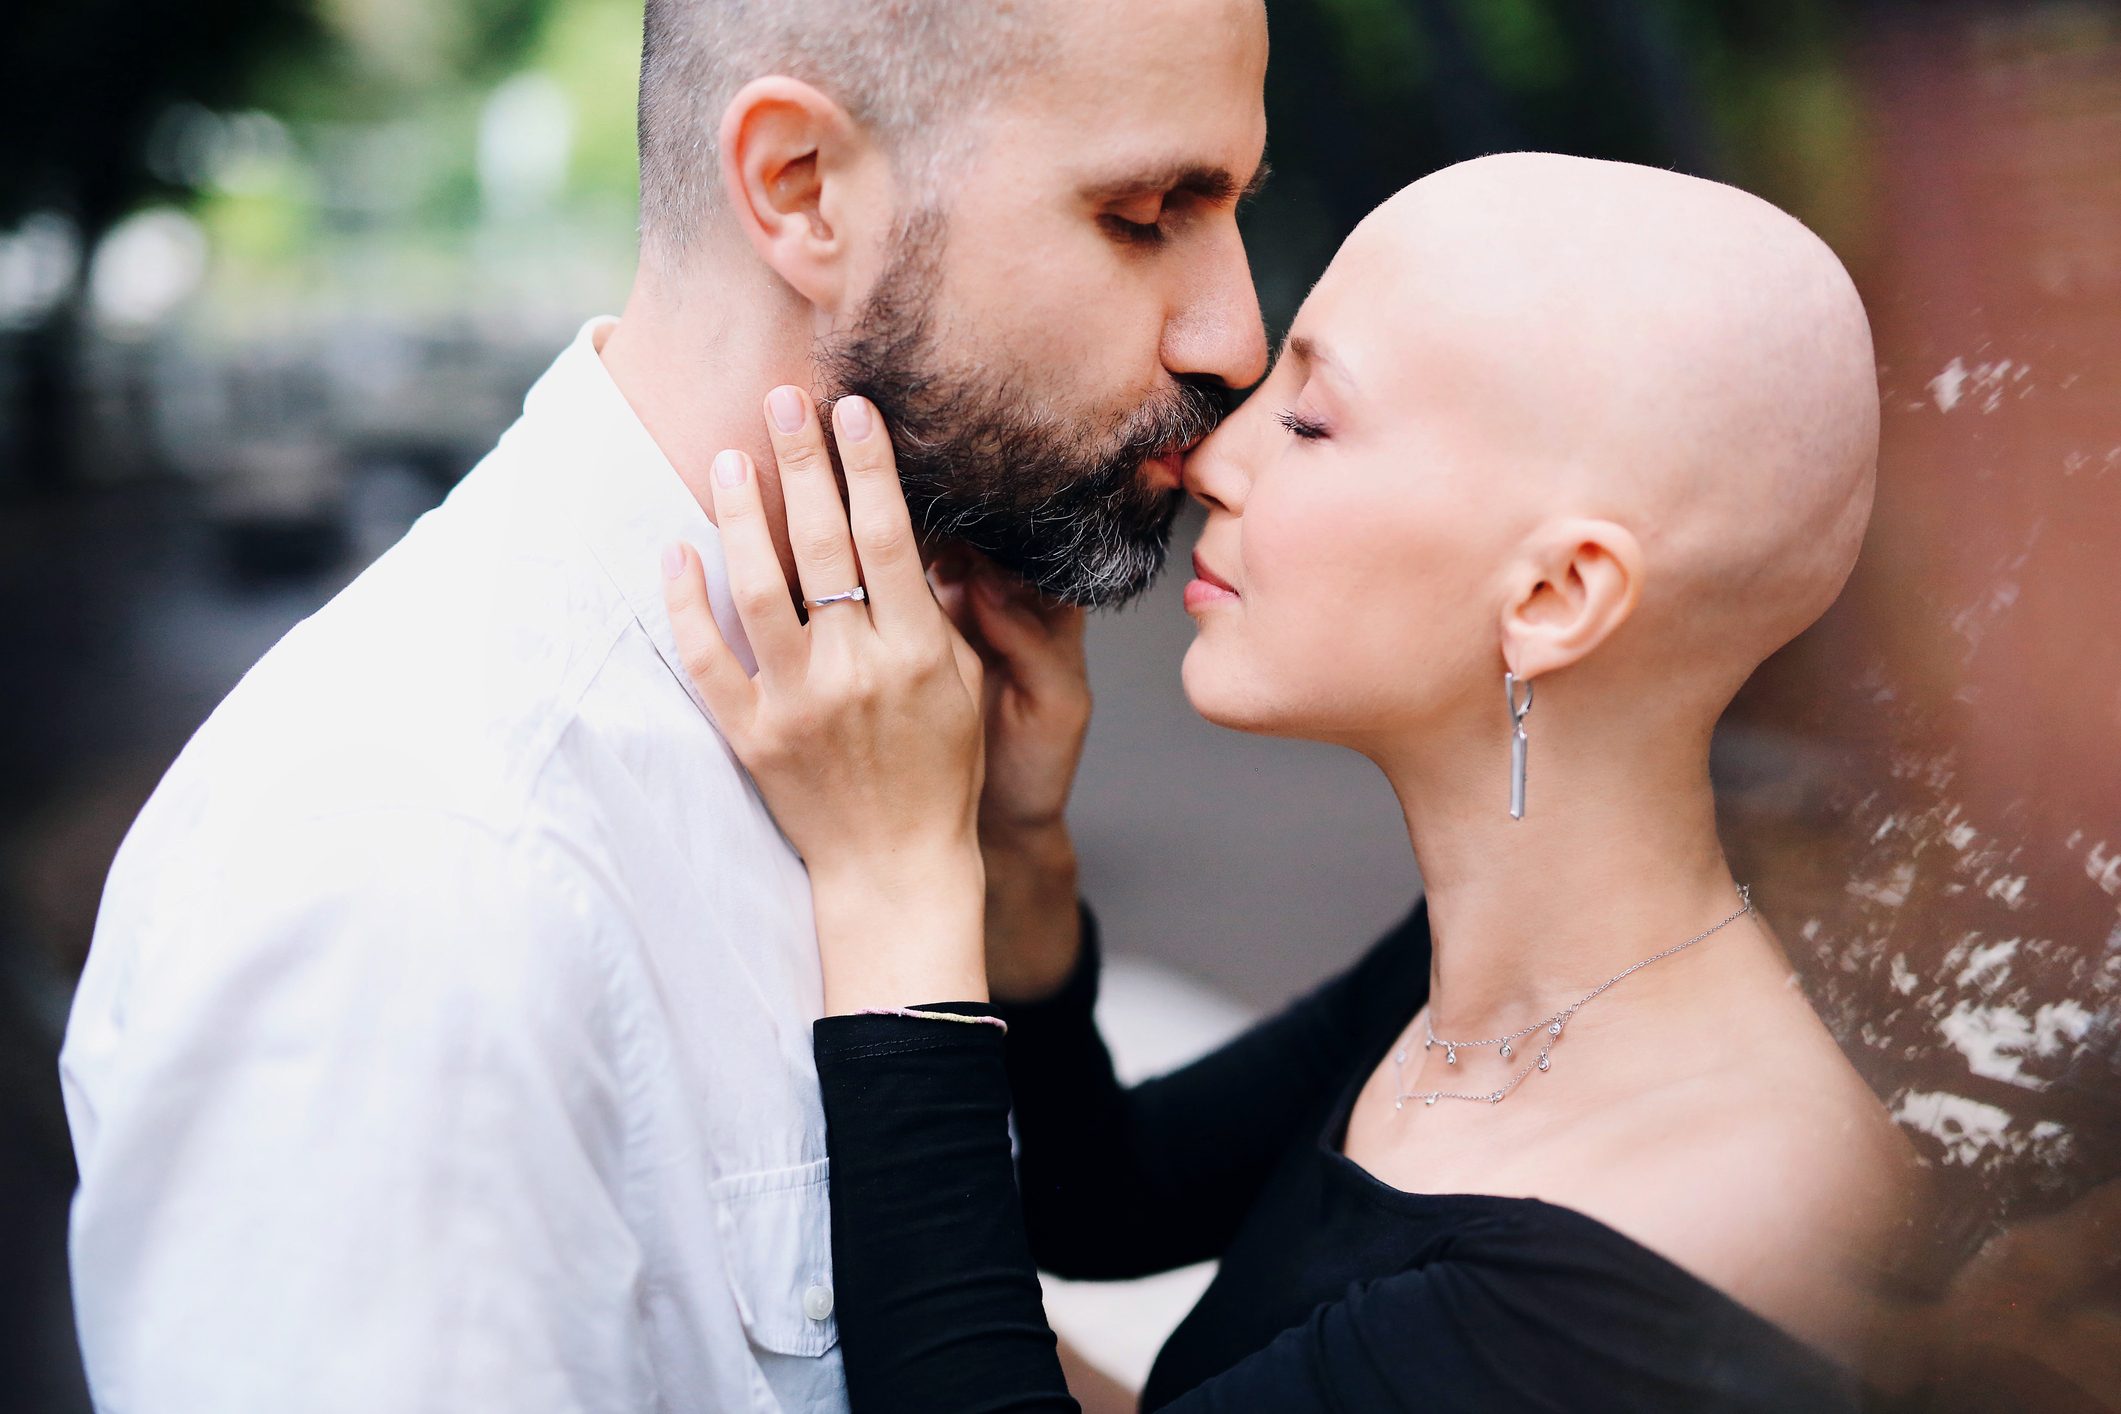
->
<box><xmin>520</xmin><ymin>317</ymin><xmax>758</xmax><ymax>705</ymax></box>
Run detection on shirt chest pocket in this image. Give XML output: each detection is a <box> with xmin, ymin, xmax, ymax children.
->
<box><xmin>709</xmin><ymin>1158</ymin><xmax>842</xmax><ymax>1363</ymax></box>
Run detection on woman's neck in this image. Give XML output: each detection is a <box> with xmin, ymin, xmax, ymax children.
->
<box><xmin>1373</xmin><ymin>699</ymin><xmax>1749</xmax><ymax>1039</ymax></box>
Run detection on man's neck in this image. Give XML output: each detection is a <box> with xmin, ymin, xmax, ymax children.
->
<box><xmin>597</xmin><ymin>254</ymin><xmax>817</xmax><ymax>529</ymax></box>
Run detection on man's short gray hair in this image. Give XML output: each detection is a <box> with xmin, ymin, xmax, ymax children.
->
<box><xmin>637</xmin><ymin>0</ymin><xmax>1052</xmax><ymax>256</ymax></box>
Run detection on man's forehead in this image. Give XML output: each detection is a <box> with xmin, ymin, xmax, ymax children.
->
<box><xmin>1055</xmin><ymin>0</ymin><xmax>1267</xmax><ymax>59</ymax></box>
<box><xmin>979</xmin><ymin>0</ymin><xmax>1267</xmax><ymax>204</ymax></box>
<box><xmin>1023</xmin><ymin>0</ymin><xmax>1267</xmax><ymax>125</ymax></box>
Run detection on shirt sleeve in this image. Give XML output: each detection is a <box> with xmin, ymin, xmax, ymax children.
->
<box><xmin>812</xmin><ymin>1009</ymin><xmax>1859</xmax><ymax>1414</ymax></box>
<box><xmin>811</xmin><ymin>900</ymin><xmax>1428</xmax><ymax>1412</ymax></box>
<box><xmin>62</xmin><ymin>809</ymin><xmax>656</xmax><ymax>1414</ymax></box>
<box><xmin>995</xmin><ymin>900</ymin><xmax>1431</xmax><ymax>1277</ymax></box>
<box><xmin>816</xmin><ymin>1006</ymin><xmax>1076</xmax><ymax>1414</ymax></box>
<box><xmin>811</xmin><ymin>1012</ymin><xmax>1535</xmax><ymax>1414</ymax></box>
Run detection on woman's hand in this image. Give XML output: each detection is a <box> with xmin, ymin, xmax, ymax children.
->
<box><xmin>933</xmin><ymin>554</ymin><xmax>1093</xmax><ymax>1001</ymax></box>
<box><xmin>661</xmin><ymin>387</ymin><xmax>988</xmax><ymax>1015</ymax></box>
<box><xmin>934</xmin><ymin>552</ymin><xmax>1091</xmax><ymax>843</ymax></box>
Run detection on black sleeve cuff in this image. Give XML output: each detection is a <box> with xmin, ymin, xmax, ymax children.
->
<box><xmin>813</xmin><ymin>1000</ymin><xmax>1007</xmax><ymax>1063</ymax></box>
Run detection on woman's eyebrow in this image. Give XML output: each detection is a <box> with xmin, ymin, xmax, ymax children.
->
<box><xmin>1285</xmin><ymin>334</ymin><xmax>1356</xmax><ymax>392</ymax></box>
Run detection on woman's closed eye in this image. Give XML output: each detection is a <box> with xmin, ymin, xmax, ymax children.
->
<box><xmin>1277</xmin><ymin>408</ymin><xmax>1329</xmax><ymax>441</ymax></box>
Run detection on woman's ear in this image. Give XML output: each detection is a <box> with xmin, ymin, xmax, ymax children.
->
<box><xmin>717</xmin><ymin>76</ymin><xmax>885</xmax><ymax>313</ymax></box>
<box><xmin>1498</xmin><ymin>517</ymin><xmax>1643</xmax><ymax>681</ymax></box>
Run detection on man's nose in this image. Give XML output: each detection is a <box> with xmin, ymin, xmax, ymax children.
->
<box><xmin>1163</xmin><ymin>223</ymin><xmax>1268</xmax><ymax>393</ymax></box>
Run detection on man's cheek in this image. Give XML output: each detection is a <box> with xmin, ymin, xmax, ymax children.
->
<box><xmin>960</xmin><ymin>258</ymin><xmax>1120</xmax><ymax>363</ymax></box>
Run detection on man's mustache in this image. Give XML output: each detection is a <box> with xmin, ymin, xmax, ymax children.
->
<box><xmin>1120</xmin><ymin>375</ymin><xmax>1231</xmax><ymax>465</ymax></box>
<box><xmin>1081</xmin><ymin>375</ymin><xmax>1231</xmax><ymax>499</ymax></box>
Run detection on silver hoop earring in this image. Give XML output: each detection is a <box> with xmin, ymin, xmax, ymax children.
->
<box><xmin>1505</xmin><ymin>671</ymin><xmax>1534</xmax><ymax>820</ymax></box>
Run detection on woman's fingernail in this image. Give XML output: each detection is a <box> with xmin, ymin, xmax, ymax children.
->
<box><xmin>768</xmin><ymin>386</ymin><xmax>805</xmax><ymax>433</ymax></box>
<box><xmin>714</xmin><ymin>449</ymin><xmax>746</xmax><ymax>487</ymax></box>
<box><xmin>661</xmin><ymin>543</ymin><xmax>686</xmax><ymax>580</ymax></box>
<box><xmin>837</xmin><ymin>395</ymin><xmax>874</xmax><ymax>442</ymax></box>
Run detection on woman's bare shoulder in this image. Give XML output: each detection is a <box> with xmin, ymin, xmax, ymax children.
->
<box><xmin>1560</xmin><ymin>1037</ymin><xmax>1926</xmax><ymax>1363</ymax></box>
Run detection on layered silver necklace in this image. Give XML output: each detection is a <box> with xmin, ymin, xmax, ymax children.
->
<box><xmin>1391</xmin><ymin>885</ymin><xmax>1754</xmax><ymax>1109</ymax></box>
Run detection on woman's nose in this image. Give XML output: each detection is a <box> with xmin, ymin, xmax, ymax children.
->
<box><xmin>1182</xmin><ymin>404</ymin><xmax>1256</xmax><ymax>516</ymax></box>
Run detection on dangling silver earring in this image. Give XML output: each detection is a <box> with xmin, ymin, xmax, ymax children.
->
<box><xmin>1505</xmin><ymin>670</ymin><xmax>1534</xmax><ymax>820</ymax></box>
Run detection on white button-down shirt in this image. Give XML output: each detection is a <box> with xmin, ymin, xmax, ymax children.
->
<box><xmin>61</xmin><ymin>319</ymin><xmax>846</xmax><ymax>1414</ymax></box>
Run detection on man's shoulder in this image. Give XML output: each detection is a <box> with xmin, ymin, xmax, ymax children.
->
<box><xmin>74</xmin><ymin>794</ymin><xmax>642</xmax><ymax>1103</ymax></box>
<box><xmin>182</xmin><ymin>474</ymin><xmax>634</xmax><ymax>836</ymax></box>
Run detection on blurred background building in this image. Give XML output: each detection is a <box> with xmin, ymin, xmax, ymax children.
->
<box><xmin>2</xmin><ymin>0</ymin><xmax>2116</xmax><ymax>1409</ymax></box>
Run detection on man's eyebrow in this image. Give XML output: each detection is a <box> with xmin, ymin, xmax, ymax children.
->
<box><xmin>1081</xmin><ymin>158</ymin><xmax>1273</xmax><ymax>206</ymax></box>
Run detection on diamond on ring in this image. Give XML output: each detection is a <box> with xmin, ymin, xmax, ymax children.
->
<box><xmin>806</xmin><ymin>586</ymin><xmax>868</xmax><ymax>610</ymax></box>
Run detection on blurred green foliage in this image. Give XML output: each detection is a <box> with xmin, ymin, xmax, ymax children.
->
<box><xmin>0</xmin><ymin>0</ymin><xmax>1877</xmax><ymax>334</ymax></box>
<box><xmin>0</xmin><ymin>0</ymin><xmax>1883</xmax><ymax>491</ymax></box>
<box><xmin>0</xmin><ymin>0</ymin><xmax>324</xmax><ymax>236</ymax></box>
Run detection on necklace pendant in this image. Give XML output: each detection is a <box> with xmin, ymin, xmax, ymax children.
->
<box><xmin>1423</xmin><ymin>1036</ymin><xmax>1433</xmax><ymax>1051</ymax></box>
<box><xmin>1499</xmin><ymin>1041</ymin><xmax>1513</xmax><ymax>1060</ymax></box>
<box><xmin>1424</xmin><ymin>1093</ymin><xmax>1438</xmax><ymax>1106</ymax></box>
<box><xmin>1537</xmin><ymin>1054</ymin><xmax>1551</xmax><ymax>1072</ymax></box>
<box><xmin>1394</xmin><ymin>1096</ymin><xmax>1405</xmax><ymax>1111</ymax></box>
<box><xmin>1548</xmin><ymin>1021</ymin><xmax>1562</xmax><ymax>1036</ymax></box>
<box><xmin>1445</xmin><ymin>1045</ymin><xmax>1457</xmax><ymax>1065</ymax></box>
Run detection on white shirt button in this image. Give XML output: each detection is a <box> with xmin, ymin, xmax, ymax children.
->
<box><xmin>802</xmin><ymin>1283</ymin><xmax>835</xmax><ymax>1321</ymax></box>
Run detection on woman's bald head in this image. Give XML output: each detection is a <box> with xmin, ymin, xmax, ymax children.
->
<box><xmin>1179</xmin><ymin>152</ymin><xmax>1880</xmax><ymax>747</ymax></box>
<box><xmin>1358</xmin><ymin>154</ymin><xmax>1879</xmax><ymax>690</ymax></box>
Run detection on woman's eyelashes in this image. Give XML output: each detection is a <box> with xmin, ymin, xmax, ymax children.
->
<box><xmin>1277</xmin><ymin>408</ymin><xmax>1329</xmax><ymax>441</ymax></box>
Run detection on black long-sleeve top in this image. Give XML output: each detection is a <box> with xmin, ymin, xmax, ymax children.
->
<box><xmin>812</xmin><ymin>901</ymin><xmax>1862</xmax><ymax>1412</ymax></box>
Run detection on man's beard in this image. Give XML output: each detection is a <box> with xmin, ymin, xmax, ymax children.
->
<box><xmin>817</xmin><ymin>210</ymin><xmax>1228</xmax><ymax>607</ymax></box>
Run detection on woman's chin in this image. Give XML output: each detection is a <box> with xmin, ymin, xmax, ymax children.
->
<box><xmin>1181</xmin><ymin>641</ymin><xmax>1282</xmax><ymax>735</ymax></box>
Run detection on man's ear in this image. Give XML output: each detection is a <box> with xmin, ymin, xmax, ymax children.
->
<box><xmin>717</xmin><ymin>76</ymin><xmax>884</xmax><ymax>312</ymax></box>
<box><xmin>1498</xmin><ymin>517</ymin><xmax>1643</xmax><ymax>682</ymax></box>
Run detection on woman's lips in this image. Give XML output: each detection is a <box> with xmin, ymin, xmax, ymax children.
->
<box><xmin>1184</xmin><ymin>550</ymin><xmax>1239</xmax><ymax>613</ymax></box>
